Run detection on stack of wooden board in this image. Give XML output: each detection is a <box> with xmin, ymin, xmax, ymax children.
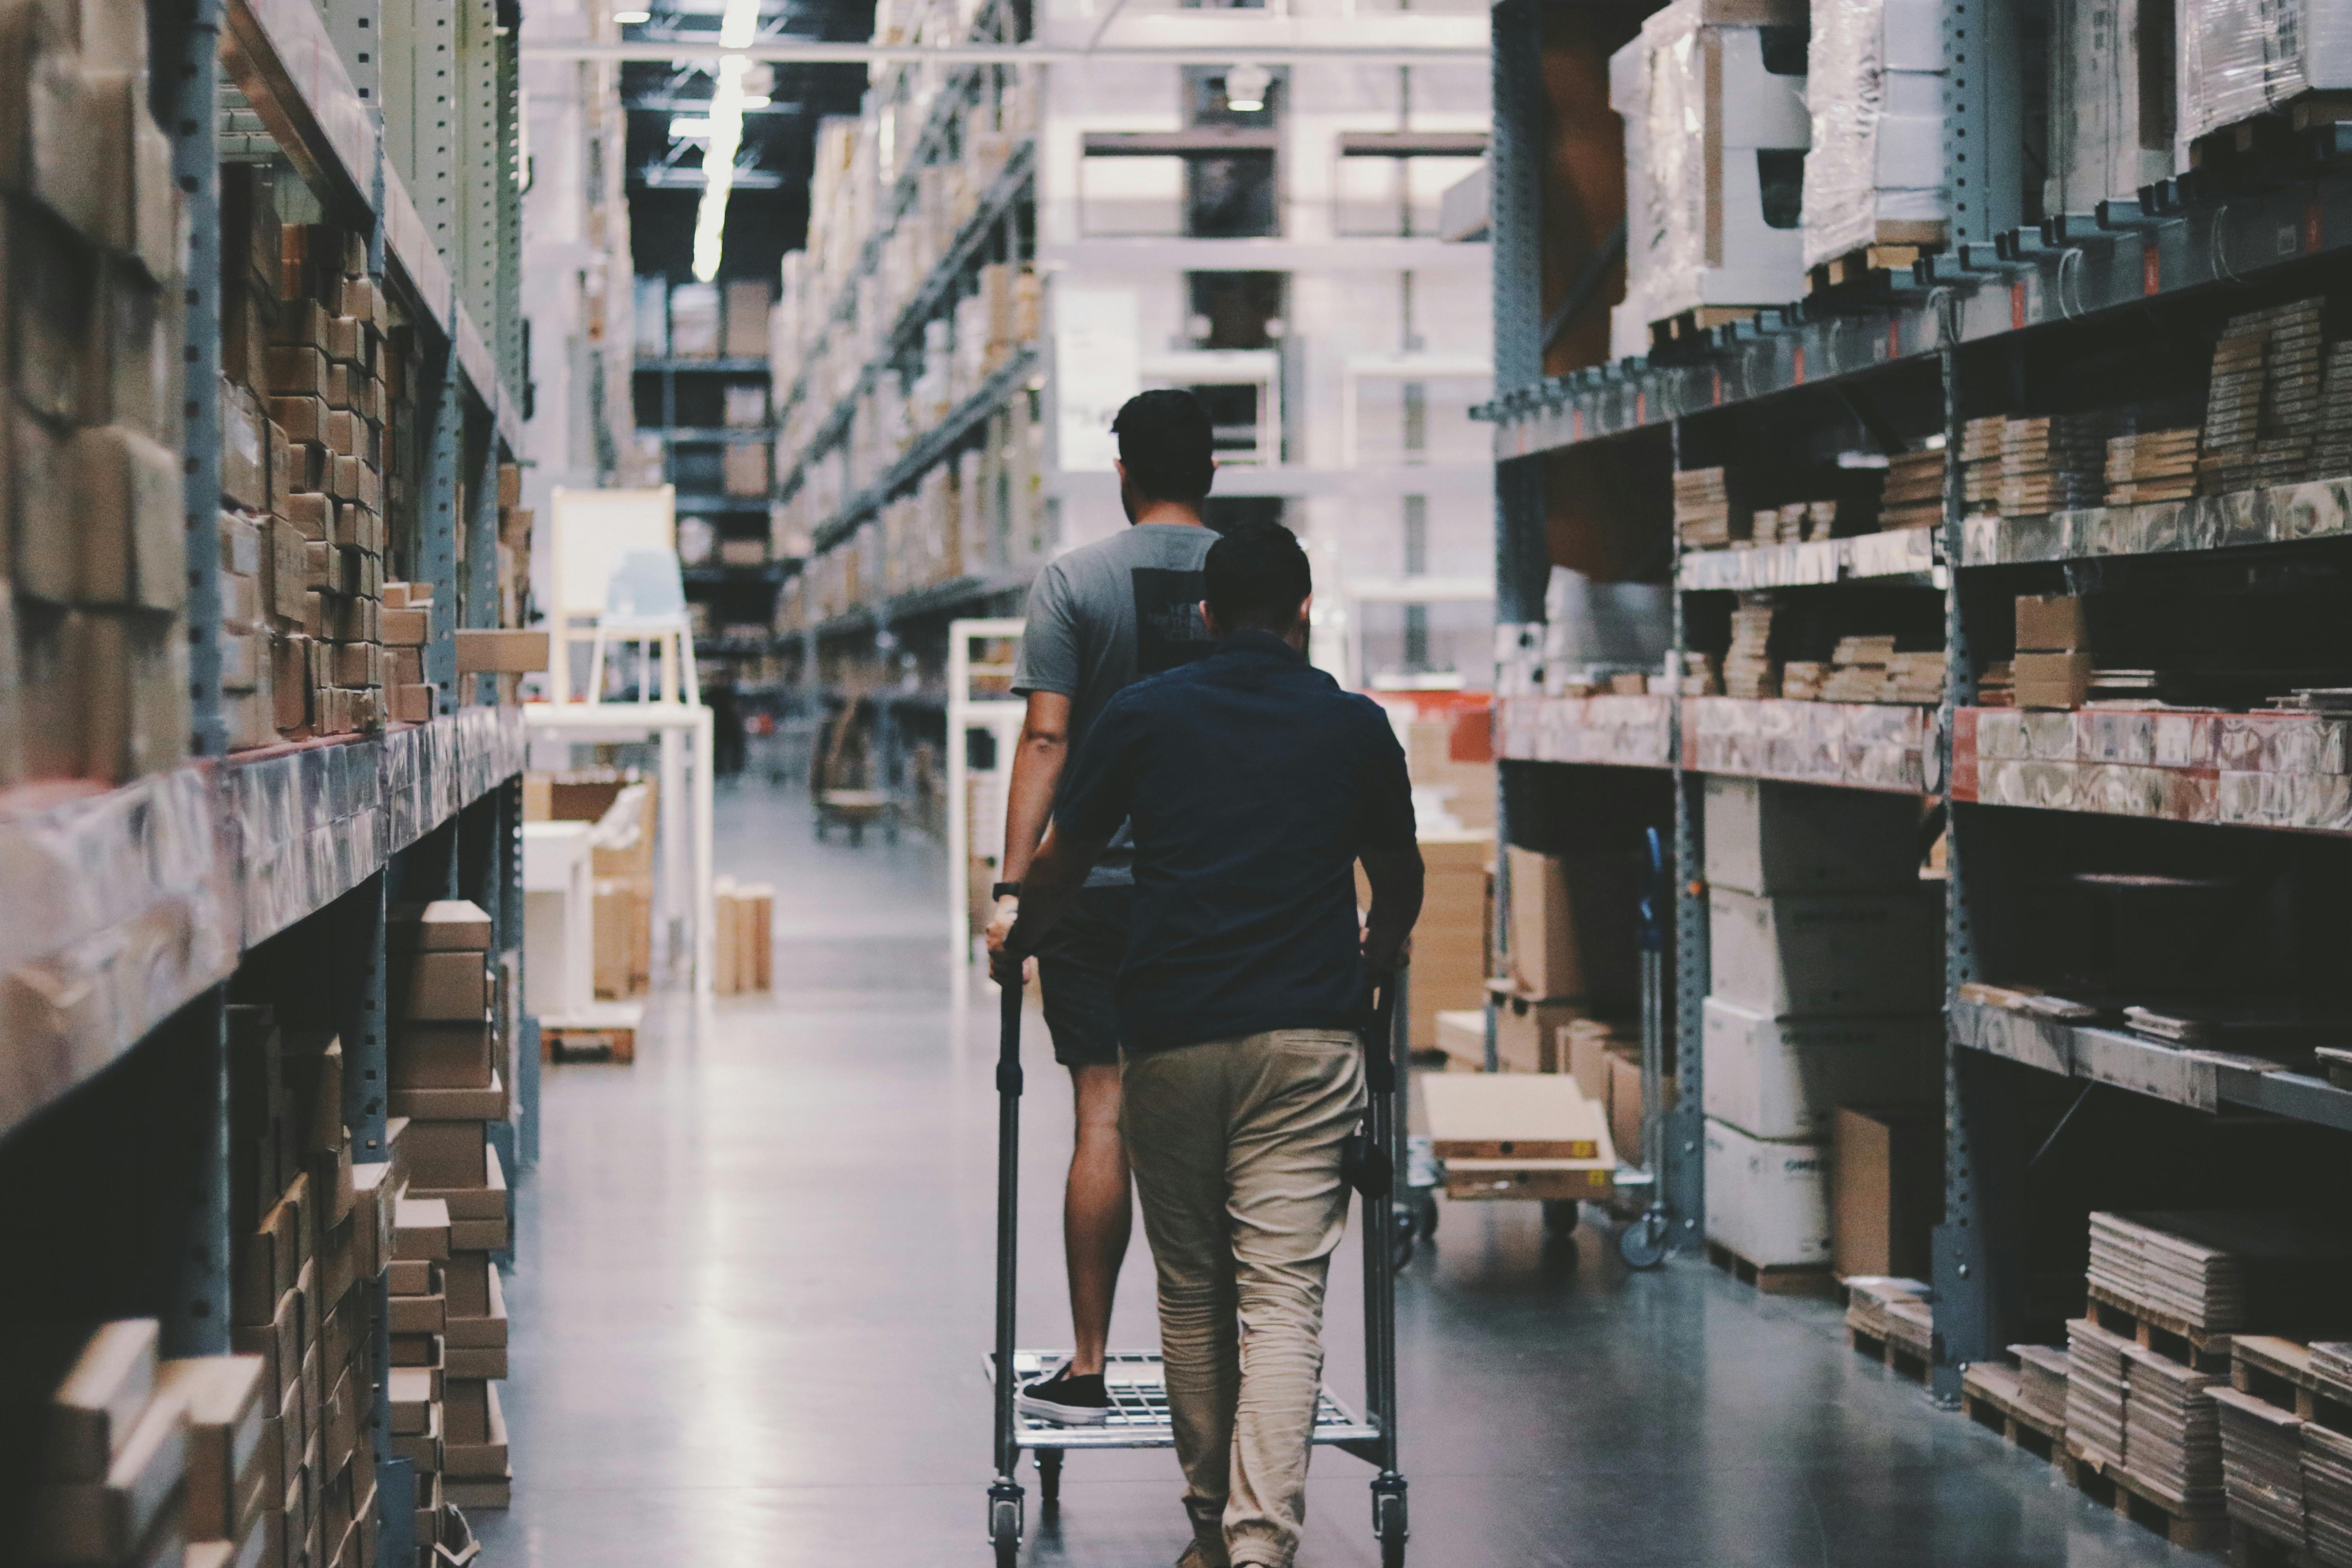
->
<box><xmin>2123</xmin><ymin>1350</ymin><xmax>2224</xmax><ymax>1515</ymax></box>
<box><xmin>1997</xmin><ymin>415</ymin><xmax>2108</xmax><ymax>516</ymax></box>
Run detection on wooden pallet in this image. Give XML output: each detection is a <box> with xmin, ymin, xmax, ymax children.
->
<box><xmin>1961</xmin><ymin>1363</ymin><xmax>2065</xmax><ymax>1464</ymax></box>
<box><xmin>2233</xmin><ymin>1335</ymin><xmax>2352</xmax><ymax>1430</ymax></box>
<box><xmin>1805</xmin><ymin>244</ymin><xmax>1927</xmax><ymax>296</ymax></box>
<box><xmin>2063</xmin><ymin>1443</ymin><xmax>2231</xmax><ymax>1551</ymax></box>
<box><xmin>542</xmin><ymin>1014</ymin><xmax>639</xmax><ymax>1063</ymax></box>
<box><xmin>2187</xmin><ymin>94</ymin><xmax>2352</xmax><ymax>182</ymax></box>
<box><xmin>2086</xmin><ymin>1282</ymin><xmax>2235</xmax><ymax>1372</ymax></box>
<box><xmin>1704</xmin><ymin>1239</ymin><xmax>1836</xmax><ymax>1298</ymax></box>
<box><xmin>1848</xmin><ymin>1325</ymin><xmax>1932</xmax><ymax>1384</ymax></box>
<box><xmin>1648</xmin><ymin>306</ymin><xmax>1761</xmax><ymax>351</ymax></box>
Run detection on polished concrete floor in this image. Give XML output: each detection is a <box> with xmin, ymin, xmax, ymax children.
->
<box><xmin>473</xmin><ymin>784</ymin><xmax>2187</xmax><ymax>1567</ymax></box>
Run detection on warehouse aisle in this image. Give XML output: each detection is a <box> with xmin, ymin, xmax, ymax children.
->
<box><xmin>473</xmin><ymin>786</ymin><xmax>2181</xmax><ymax>1568</ymax></box>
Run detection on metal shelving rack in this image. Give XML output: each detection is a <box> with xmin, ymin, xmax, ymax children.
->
<box><xmin>1479</xmin><ymin>0</ymin><xmax>2352</xmax><ymax>1402</ymax></box>
<box><xmin>0</xmin><ymin>0</ymin><xmax>530</xmax><ymax>1552</ymax></box>
<box><xmin>770</xmin><ymin>7</ymin><xmax>1044</xmax><ymax>815</ymax></box>
<box><xmin>634</xmin><ymin>341</ymin><xmax>783</xmax><ymax>667</ymax></box>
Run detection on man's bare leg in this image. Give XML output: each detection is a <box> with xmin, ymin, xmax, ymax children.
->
<box><xmin>1065</xmin><ymin>1062</ymin><xmax>1132</xmax><ymax>1377</ymax></box>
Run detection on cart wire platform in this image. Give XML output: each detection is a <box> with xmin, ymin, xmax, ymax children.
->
<box><xmin>985</xmin><ymin>975</ymin><xmax>1412</xmax><ymax>1565</ymax></box>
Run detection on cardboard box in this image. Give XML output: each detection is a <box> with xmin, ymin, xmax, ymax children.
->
<box><xmin>1562</xmin><ymin>1018</ymin><xmax>1631</xmax><ymax>1108</ymax></box>
<box><xmin>453</xmin><ymin>628</ymin><xmax>548</xmax><ymax>673</ymax></box>
<box><xmin>1708</xmin><ymin>888</ymin><xmax>1942</xmax><ymax>1016</ymax></box>
<box><xmin>445</xmin><ymin>1268</ymin><xmax>508</xmax><ymax>1349</ymax></box>
<box><xmin>1833</xmin><ymin>1105</ymin><xmax>1941</xmax><ymax>1279</ymax></box>
<box><xmin>45</xmin><ymin>1319</ymin><xmax>161</xmax><ymax>1480</ymax></box>
<box><xmin>2013</xmin><ymin>650</ymin><xmax>2091</xmax><ymax>710</ymax></box>
<box><xmin>393</xmin><ymin>949</ymin><xmax>490</xmax><ymax>1022</ymax></box>
<box><xmin>158</xmin><ymin>1356</ymin><xmax>267</xmax><ymax>1541</ymax></box>
<box><xmin>1504</xmin><ymin>845</ymin><xmax>1636</xmax><ymax>1002</ymax></box>
<box><xmin>390</xmin><ymin>1070</ymin><xmax>507</xmax><ymax>1123</ymax></box>
<box><xmin>1703</xmin><ymin>1116</ymin><xmax>1831</xmax><ymax>1267</ymax></box>
<box><xmin>1491</xmin><ymin>985</ymin><xmax>1584</xmax><ymax>1072</ymax></box>
<box><xmin>382</xmin><ymin>606</ymin><xmax>428</xmax><ymax>645</ymax></box>
<box><xmin>1700</xmin><ymin>996</ymin><xmax>1939</xmax><ymax>1140</ymax></box>
<box><xmin>443</xmin><ymin>1253</ymin><xmax>492</xmax><ymax>1320</ymax></box>
<box><xmin>29</xmin><ymin>1383</ymin><xmax>187</xmax><ymax>1563</ymax></box>
<box><xmin>392</xmin><ymin>1198</ymin><xmax>451</xmax><ymax>1262</ymax></box>
<box><xmin>1606</xmin><ymin>1048</ymin><xmax>1677</xmax><ymax>1166</ymax></box>
<box><xmin>1434</xmin><ymin>1009</ymin><xmax>1486</xmax><ymax>1069</ymax></box>
<box><xmin>399</xmin><ymin>1119</ymin><xmax>486</xmax><ymax>1189</ymax></box>
<box><xmin>390</xmin><ymin>900</ymin><xmax>492</xmax><ymax>951</ymax></box>
<box><xmin>2014</xmin><ymin>593</ymin><xmax>2087</xmax><ymax>652</ymax></box>
<box><xmin>1702</xmin><ymin>776</ymin><xmax>1922</xmax><ymax>895</ymax></box>
<box><xmin>443</xmin><ymin>1381</ymin><xmax>508</xmax><ymax>1478</ymax></box>
<box><xmin>1374</xmin><ymin>832</ymin><xmax>1492</xmax><ymax>1048</ymax></box>
<box><xmin>390</xmin><ymin>1023</ymin><xmax>495</xmax><ymax>1090</ymax></box>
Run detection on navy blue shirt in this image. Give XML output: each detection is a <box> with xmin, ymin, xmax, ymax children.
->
<box><xmin>1055</xmin><ymin>630</ymin><xmax>1418</xmax><ymax>1053</ymax></box>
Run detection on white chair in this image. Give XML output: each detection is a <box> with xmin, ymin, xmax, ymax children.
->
<box><xmin>585</xmin><ymin>549</ymin><xmax>701</xmax><ymax>706</ymax></box>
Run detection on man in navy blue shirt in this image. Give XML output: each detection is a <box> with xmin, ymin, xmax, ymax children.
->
<box><xmin>992</xmin><ymin>523</ymin><xmax>1424</xmax><ymax>1568</ymax></box>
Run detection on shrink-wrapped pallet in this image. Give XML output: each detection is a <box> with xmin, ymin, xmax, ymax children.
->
<box><xmin>1801</xmin><ymin>0</ymin><xmax>1948</xmax><ymax>269</ymax></box>
<box><xmin>2179</xmin><ymin>0</ymin><xmax>2352</xmax><ymax>151</ymax></box>
<box><xmin>2046</xmin><ymin>0</ymin><xmax>2175</xmax><ymax>212</ymax></box>
<box><xmin>1610</xmin><ymin>0</ymin><xmax>1811</xmax><ymax>358</ymax></box>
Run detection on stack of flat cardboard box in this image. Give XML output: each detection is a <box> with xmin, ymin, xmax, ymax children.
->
<box><xmin>1959</xmin><ymin>415</ymin><xmax>2006</xmax><ymax>514</ymax></box>
<box><xmin>1672</xmin><ymin>467</ymin><xmax>1736</xmax><ymax>550</ymax></box>
<box><xmin>225</xmin><ymin>1004</ymin><xmax>385</xmax><ymax>1568</ymax></box>
<box><xmin>30</xmin><ymin>1320</ymin><xmax>279</xmax><ymax>1566</ymax></box>
<box><xmin>379</xmin><ymin>583</ymin><xmax>434</xmax><ymax>723</ymax></box>
<box><xmin>2104</xmin><ymin>428</ymin><xmax>2200</xmax><ymax>503</ymax></box>
<box><xmin>1700</xmin><ymin>777</ymin><xmax>1939</xmax><ymax>1270</ymax></box>
<box><xmin>385</xmin><ymin>901</ymin><xmax>513</xmax><ymax>1528</ymax></box>
<box><xmin>1877</xmin><ymin>448</ymin><xmax>1947</xmax><ymax>532</ymax></box>
<box><xmin>221</xmin><ymin>165</ymin><xmax>400</xmax><ymax>746</ymax></box>
<box><xmin>4</xmin><ymin>0</ymin><xmax>187</xmax><ymax>785</ymax></box>
<box><xmin>1997</xmin><ymin>415</ymin><xmax>2108</xmax><ymax>516</ymax></box>
<box><xmin>1723</xmin><ymin>605</ymin><xmax>1779</xmax><ymax>698</ymax></box>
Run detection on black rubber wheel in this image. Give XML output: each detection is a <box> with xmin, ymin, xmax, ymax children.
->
<box><xmin>1037</xmin><ymin>1450</ymin><xmax>1062</xmax><ymax>1510</ymax></box>
<box><xmin>1413</xmin><ymin>1191</ymin><xmax>1439</xmax><ymax>1239</ymax></box>
<box><xmin>1541</xmin><ymin>1200</ymin><xmax>1580</xmax><ymax>1236</ymax></box>
<box><xmin>995</xmin><ymin>1530</ymin><xmax>1019</xmax><ymax>1568</ymax></box>
<box><xmin>1618</xmin><ymin>1212</ymin><xmax>1671</xmax><ymax>1269</ymax></box>
<box><xmin>1388</xmin><ymin>1208</ymin><xmax>1417</xmax><ymax>1270</ymax></box>
<box><xmin>1382</xmin><ymin>1535</ymin><xmax>1406</xmax><ymax>1568</ymax></box>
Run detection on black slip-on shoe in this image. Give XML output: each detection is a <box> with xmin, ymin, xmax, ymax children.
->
<box><xmin>1017</xmin><ymin>1366</ymin><xmax>1111</xmax><ymax>1425</ymax></box>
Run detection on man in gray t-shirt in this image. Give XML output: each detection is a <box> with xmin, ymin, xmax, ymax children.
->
<box><xmin>995</xmin><ymin>390</ymin><xmax>1217</xmax><ymax>1425</ymax></box>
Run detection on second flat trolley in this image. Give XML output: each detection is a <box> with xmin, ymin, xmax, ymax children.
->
<box><xmin>984</xmin><ymin>974</ymin><xmax>1414</xmax><ymax>1566</ymax></box>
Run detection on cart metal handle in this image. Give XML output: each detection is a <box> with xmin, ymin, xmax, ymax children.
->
<box><xmin>991</xmin><ymin>976</ymin><xmax>1025</xmax><ymax>1490</ymax></box>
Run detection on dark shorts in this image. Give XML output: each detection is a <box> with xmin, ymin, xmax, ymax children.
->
<box><xmin>1035</xmin><ymin>883</ymin><xmax>1134</xmax><ymax>1069</ymax></box>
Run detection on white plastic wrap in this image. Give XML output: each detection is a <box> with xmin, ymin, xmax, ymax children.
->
<box><xmin>1801</xmin><ymin>0</ymin><xmax>1948</xmax><ymax>269</ymax></box>
<box><xmin>2047</xmin><ymin>0</ymin><xmax>2175</xmax><ymax>212</ymax></box>
<box><xmin>1613</xmin><ymin>0</ymin><xmax>1811</xmax><ymax>337</ymax></box>
<box><xmin>2180</xmin><ymin>0</ymin><xmax>2352</xmax><ymax>150</ymax></box>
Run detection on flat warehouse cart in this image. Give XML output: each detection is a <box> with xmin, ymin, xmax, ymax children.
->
<box><xmin>985</xmin><ymin>976</ymin><xmax>1412</xmax><ymax>1566</ymax></box>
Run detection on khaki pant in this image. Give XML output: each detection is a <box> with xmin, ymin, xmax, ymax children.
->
<box><xmin>1121</xmin><ymin>1029</ymin><xmax>1366</xmax><ymax>1568</ymax></box>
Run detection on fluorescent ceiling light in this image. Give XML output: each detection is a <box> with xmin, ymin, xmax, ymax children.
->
<box><xmin>690</xmin><ymin>0</ymin><xmax>760</xmax><ymax>279</ymax></box>
<box><xmin>613</xmin><ymin>7</ymin><xmax>650</xmax><ymax>20</ymax></box>
<box><xmin>1225</xmin><ymin>62</ymin><xmax>1272</xmax><ymax>113</ymax></box>
<box><xmin>670</xmin><ymin>115</ymin><xmax>713</xmax><ymax>138</ymax></box>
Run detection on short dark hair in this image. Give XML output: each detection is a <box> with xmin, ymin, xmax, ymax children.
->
<box><xmin>1204</xmin><ymin>522</ymin><xmax>1312</xmax><ymax>630</ymax></box>
<box><xmin>1112</xmin><ymin>389</ymin><xmax>1215</xmax><ymax>505</ymax></box>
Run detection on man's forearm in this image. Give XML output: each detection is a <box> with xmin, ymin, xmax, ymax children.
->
<box><xmin>1359</xmin><ymin>849</ymin><xmax>1425</xmax><ymax>972</ymax></box>
<box><xmin>1000</xmin><ymin>699</ymin><xmax>1070</xmax><ymax>885</ymax></box>
<box><xmin>1009</xmin><ymin>825</ymin><xmax>1109</xmax><ymax>953</ymax></box>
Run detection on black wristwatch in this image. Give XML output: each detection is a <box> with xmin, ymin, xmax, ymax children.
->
<box><xmin>992</xmin><ymin>881</ymin><xmax>1022</xmax><ymax>899</ymax></box>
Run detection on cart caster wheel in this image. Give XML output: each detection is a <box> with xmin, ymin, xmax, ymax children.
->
<box><xmin>989</xmin><ymin>1483</ymin><xmax>1024</xmax><ymax>1566</ymax></box>
<box><xmin>1541</xmin><ymin>1200</ymin><xmax>1580</xmax><ymax>1236</ymax></box>
<box><xmin>1412</xmin><ymin>1190</ymin><xmax>1439</xmax><ymax>1240</ymax></box>
<box><xmin>1618</xmin><ymin>1211</ymin><xmax>1671</xmax><ymax>1270</ymax></box>
<box><xmin>1388</xmin><ymin>1208</ymin><xmax>1417</xmax><ymax>1270</ymax></box>
<box><xmin>1037</xmin><ymin>1449</ymin><xmax>1062</xmax><ymax>1511</ymax></box>
<box><xmin>1372</xmin><ymin>1475</ymin><xmax>1408</xmax><ymax>1568</ymax></box>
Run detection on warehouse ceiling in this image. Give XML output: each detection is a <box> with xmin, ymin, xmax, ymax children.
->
<box><xmin>624</xmin><ymin>0</ymin><xmax>876</xmax><ymax>284</ymax></box>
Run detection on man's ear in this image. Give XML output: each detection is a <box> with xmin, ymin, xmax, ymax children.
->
<box><xmin>1198</xmin><ymin>600</ymin><xmax>1221</xmax><ymax>638</ymax></box>
<box><xmin>1113</xmin><ymin>458</ymin><xmax>1127</xmax><ymax>486</ymax></box>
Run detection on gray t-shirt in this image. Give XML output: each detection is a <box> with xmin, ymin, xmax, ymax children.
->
<box><xmin>1013</xmin><ymin>522</ymin><xmax>1217</xmax><ymax>885</ymax></box>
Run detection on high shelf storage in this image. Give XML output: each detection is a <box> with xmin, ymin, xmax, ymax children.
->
<box><xmin>632</xmin><ymin>277</ymin><xmax>791</xmax><ymax>690</ymax></box>
<box><xmin>1</xmin><ymin>0</ymin><xmax>532</xmax><ymax>1554</ymax></box>
<box><xmin>1481</xmin><ymin>0</ymin><xmax>2352</xmax><ymax>1429</ymax></box>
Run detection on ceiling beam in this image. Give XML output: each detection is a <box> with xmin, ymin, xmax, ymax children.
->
<box><xmin>529</xmin><ymin>40</ymin><xmax>1485</xmax><ymax>64</ymax></box>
